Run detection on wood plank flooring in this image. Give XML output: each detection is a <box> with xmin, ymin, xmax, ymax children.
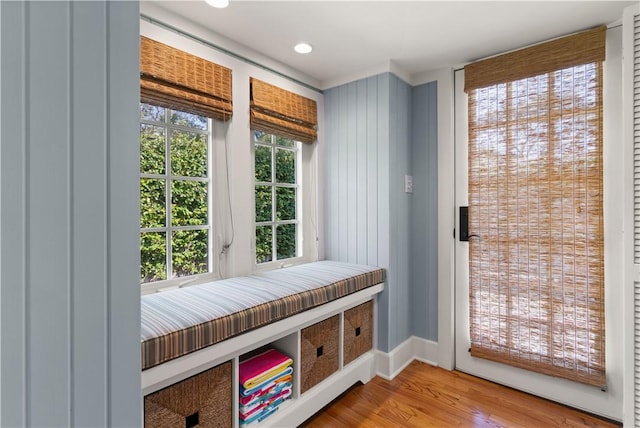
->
<box><xmin>300</xmin><ymin>361</ymin><xmax>620</xmax><ymax>428</ymax></box>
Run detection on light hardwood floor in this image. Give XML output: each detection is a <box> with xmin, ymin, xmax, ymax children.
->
<box><xmin>300</xmin><ymin>361</ymin><xmax>620</xmax><ymax>428</ymax></box>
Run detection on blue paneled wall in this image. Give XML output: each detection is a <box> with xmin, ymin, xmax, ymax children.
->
<box><xmin>1</xmin><ymin>2</ymin><xmax>141</xmax><ymax>425</ymax></box>
<box><xmin>324</xmin><ymin>73</ymin><xmax>438</xmax><ymax>352</ymax></box>
<box><xmin>411</xmin><ymin>81</ymin><xmax>439</xmax><ymax>341</ymax></box>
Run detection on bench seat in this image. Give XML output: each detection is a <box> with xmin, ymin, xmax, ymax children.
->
<box><xmin>141</xmin><ymin>261</ymin><xmax>384</xmax><ymax>370</ymax></box>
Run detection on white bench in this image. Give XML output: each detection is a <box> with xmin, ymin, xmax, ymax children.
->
<box><xmin>141</xmin><ymin>261</ymin><xmax>384</xmax><ymax>428</ymax></box>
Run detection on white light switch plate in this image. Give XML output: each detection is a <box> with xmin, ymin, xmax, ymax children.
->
<box><xmin>404</xmin><ymin>174</ymin><xmax>413</xmax><ymax>193</ymax></box>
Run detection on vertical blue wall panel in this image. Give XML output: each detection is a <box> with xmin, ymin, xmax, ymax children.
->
<box><xmin>366</xmin><ymin>76</ymin><xmax>379</xmax><ymax>266</ymax></box>
<box><xmin>356</xmin><ymin>79</ymin><xmax>368</xmax><ymax>265</ymax></box>
<box><xmin>338</xmin><ymin>85</ymin><xmax>349</xmax><ymax>262</ymax></box>
<box><xmin>0</xmin><ymin>2</ymin><xmax>141</xmax><ymax>425</ymax></box>
<box><xmin>347</xmin><ymin>83</ymin><xmax>358</xmax><ymax>264</ymax></box>
<box><xmin>411</xmin><ymin>81</ymin><xmax>439</xmax><ymax>341</ymax></box>
<box><xmin>28</xmin><ymin>3</ymin><xmax>71</xmax><ymax>424</ymax></box>
<box><xmin>1</xmin><ymin>2</ymin><xmax>28</xmax><ymax>426</ymax></box>
<box><xmin>389</xmin><ymin>75</ymin><xmax>412</xmax><ymax>349</ymax></box>
<box><xmin>376</xmin><ymin>74</ymin><xmax>391</xmax><ymax>352</ymax></box>
<box><xmin>323</xmin><ymin>89</ymin><xmax>335</xmax><ymax>260</ymax></box>
<box><xmin>72</xmin><ymin>2</ymin><xmax>109</xmax><ymax>424</ymax></box>
<box><xmin>107</xmin><ymin>2</ymin><xmax>142</xmax><ymax>426</ymax></box>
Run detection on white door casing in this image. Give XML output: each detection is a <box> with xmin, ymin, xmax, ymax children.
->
<box><xmin>623</xmin><ymin>4</ymin><xmax>640</xmax><ymax>427</ymax></box>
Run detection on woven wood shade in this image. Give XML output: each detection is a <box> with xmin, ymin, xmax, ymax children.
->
<box><xmin>140</xmin><ymin>36</ymin><xmax>232</xmax><ymax>121</ymax></box>
<box><xmin>467</xmin><ymin>35</ymin><xmax>605</xmax><ymax>387</ymax></box>
<box><xmin>465</xmin><ymin>26</ymin><xmax>605</xmax><ymax>93</ymax></box>
<box><xmin>250</xmin><ymin>78</ymin><xmax>317</xmax><ymax>144</ymax></box>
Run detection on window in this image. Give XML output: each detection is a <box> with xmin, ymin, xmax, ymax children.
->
<box><xmin>254</xmin><ymin>131</ymin><xmax>300</xmax><ymax>264</ymax></box>
<box><xmin>140</xmin><ymin>103</ymin><xmax>212</xmax><ymax>285</ymax></box>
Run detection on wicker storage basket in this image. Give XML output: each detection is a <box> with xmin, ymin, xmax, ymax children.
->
<box><xmin>300</xmin><ymin>315</ymin><xmax>339</xmax><ymax>393</ymax></box>
<box><xmin>343</xmin><ymin>301</ymin><xmax>373</xmax><ymax>366</ymax></box>
<box><xmin>144</xmin><ymin>361</ymin><xmax>232</xmax><ymax>428</ymax></box>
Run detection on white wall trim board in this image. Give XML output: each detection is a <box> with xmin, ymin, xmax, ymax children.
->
<box><xmin>375</xmin><ymin>336</ymin><xmax>439</xmax><ymax>381</ymax></box>
<box><xmin>623</xmin><ymin>4</ymin><xmax>640</xmax><ymax>427</ymax></box>
<box><xmin>433</xmin><ymin>67</ymin><xmax>456</xmax><ymax>371</ymax></box>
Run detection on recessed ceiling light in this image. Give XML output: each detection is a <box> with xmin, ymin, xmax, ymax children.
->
<box><xmin>294</xmin><ymin>43</ymin><xmax>313</xmax><ymax>54</ymax></box>
<box><xmin>205</xmin><ymin>0</ymin><xmax>229</xmax><ymax>8</ymax></box>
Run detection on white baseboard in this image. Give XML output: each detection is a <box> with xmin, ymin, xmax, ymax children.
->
<box><xmin>375</xmin><ymin>337</ymin><xmax>414</xmax><ymax>380</ymax></box>
<box><xmin>413</xmin><ymin>336</ymin><xmax>439</xmax><ymax>366</ymax></box>
<box><xmin>375</xmin><ymin>336</ymin><xmax>439</xmax><ymax>380</ymax></box>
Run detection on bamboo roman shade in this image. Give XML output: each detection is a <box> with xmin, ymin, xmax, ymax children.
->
<box><xmin>465</xmin><ymin>26</ymin><xmax>605</xmax><ymax>92</ymax></box>
<box><xmin>250</xmin><ymin>78</ymin><xmax>317</xmax><ymax>144</ymax></box>
<box><xmin>140</xmin><ymin>36</ymin><xmax>232</xmax><ymax>121</ymax></box>
<box><xmin>465</xmin><ymin>27</ymin><xmax>606</xmax><ymax>387</ymax></box>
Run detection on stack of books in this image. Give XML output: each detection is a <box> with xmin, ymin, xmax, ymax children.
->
<box><xmin>239</xmin><ymin>348</ymin><xmax>293</xmax><ymax>426</ymax></box>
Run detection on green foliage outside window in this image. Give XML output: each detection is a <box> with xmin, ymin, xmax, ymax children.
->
<box><xmin>275</xmin><ymin>149</ymin><xmax>295</xmax><ymax>183</ymax></box>
<box><xmin>255</xmin><ymin>226</ymin><xmax>273</xmax><ymax>263</ymax></box>
<box><xmin>276</xmin><ymin>224</ymin><xmax>296</xmax><ymax>260</ymax></box>
<box><xmin>254</xmin><ymin>131</ymin><xmax>298</xmax><ymax>264</ymax></box>
<box><xmin>140</xmin><ymin>104</ymin><xmax>209</xmax><ymax>284</ymax></box>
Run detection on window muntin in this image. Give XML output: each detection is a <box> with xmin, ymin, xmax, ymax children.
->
<box><xmin>254</xmin><ymin>131</ymin><xmax>300</xmax><ymax>264</ymax></box>
<box><xmin>140</xmin><ymin>103</ymin><xmax>212</xmax><ymax>284</ymax></box>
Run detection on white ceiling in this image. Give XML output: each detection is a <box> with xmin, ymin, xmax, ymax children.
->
<box><xmin>149</xmin><ymin>1</ymin><xmax>634</xmax><ymax>89</ymax></box>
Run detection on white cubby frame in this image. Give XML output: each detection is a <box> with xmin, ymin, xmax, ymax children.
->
<box><xmin>142</xmin><ymin>283</ymin><xmax>383</xmax><ymax>428</ymax></box>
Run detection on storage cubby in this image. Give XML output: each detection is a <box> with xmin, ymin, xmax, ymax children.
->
<box><xmin>237</xmin><ymin>333</ymin><xmax>298</xmax><ymax>427</ymax></box>
<box><xmin>144</xmin><ymin>360</ymin><xmax>232</xmax><ymax>428</ymax></box>
<box><xmin>300</xmin><ymin>315</ymin><xmax>340</xmax><ymax>393</ymax></box>
<box><xmin>343</xmin><ymin>300</ymin><xmax>373</xmax><ymax>366</ymax></box>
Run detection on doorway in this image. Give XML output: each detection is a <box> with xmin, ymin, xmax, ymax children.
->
<box><xmin>452</xmin><ymin>35</ymin><xmax>624</xmax><ymax>419</ymax></box>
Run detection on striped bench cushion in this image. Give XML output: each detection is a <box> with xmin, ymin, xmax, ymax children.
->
<box><xmin>141</xmin><ymin>261</ymin><xmax>384</xmax><ymax>370</ymax></box>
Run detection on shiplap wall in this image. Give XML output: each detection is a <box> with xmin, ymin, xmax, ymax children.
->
<box><xmin>388</xmin><ymin>75</ymin><xmax>412</xmax><ymax>349</ymax></box>
<box><xmin>411</xmin><ymin>81</ymin><xmax>439</xmax><ymax>341</ymax></box>
<box><xmin>324</xmin><ymin>73</ymin><xmax>437</xmax><ymax>351</ymax></box>
<box><xmin>325</xmin><ymin>73</ymin><xmax>390</xmax><ymax>351</ymax></box>
<box><xmin>0</xmin><ymin>2</ymin><xmax>141</xmax><ymax>426</ymax></box>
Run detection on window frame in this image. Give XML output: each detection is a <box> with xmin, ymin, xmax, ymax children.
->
<box><xmin>252</xmin><ymin>130</ymin><xmax>304</xmax><ymax>268</ymax></box>
<box><xmin>139</xmin><ymin>104</ymin><xmax>217</xmax><ymax>295</ymax></box>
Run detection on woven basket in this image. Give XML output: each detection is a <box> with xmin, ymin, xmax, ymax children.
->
<box><xmin>300</xmin><ymin>315</ymin><xmax>339</xmax><ymax>393</ymax></box>
<box><xmin>144</xmin><ymin>361</ymin><xmax>232</xmax><ymax>428</ymax></box>
<box><xmin>343</xmin><ymin>301</ymin><xmax>373</xmax><ymax>366</ymax></box>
